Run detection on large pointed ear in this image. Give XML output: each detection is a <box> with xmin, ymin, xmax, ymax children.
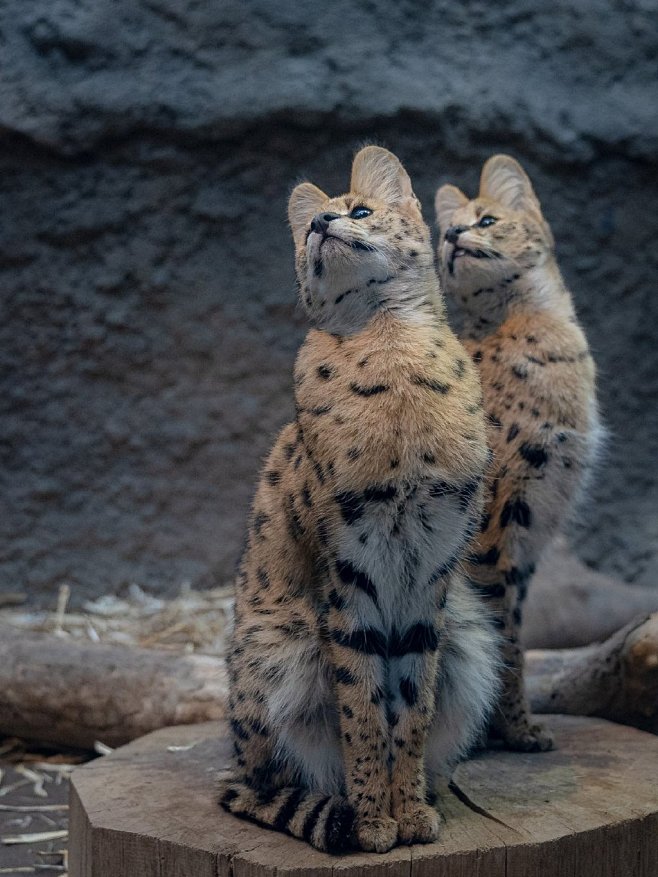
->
<box><xmin>434</xmin><ymin>184</ymin><xmax>468</xmax><ymax>236</ymax></box>
<box><xmin>288</xmin><ymin>182</ymin><xmax>328</xmax><ymax>248</ymax></box>
<box><xmin>350</xmin><ymin>146</ymin><xmax>415</xmax><ymax>205</ymax></box>
<box><xmin>479</xmin><ymin>155</ymin><xmax>542</xmax><ymax>214</ymax></box>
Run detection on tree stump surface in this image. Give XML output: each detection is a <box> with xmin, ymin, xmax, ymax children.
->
<box><xmin>68</xmin><ymin>716</ymin><xmax>658</xmax><ymax>877</ymax></box>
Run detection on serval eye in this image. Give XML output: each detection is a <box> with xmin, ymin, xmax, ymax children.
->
<box><xmin>349</xmin><ymin>206</ymin><xmax>372</xmax><ymax>220</ymax></box>
<box><xmin>478</xmin><ymin>215</ymin><xmax>497</xmax><ymax>228</ymax></box>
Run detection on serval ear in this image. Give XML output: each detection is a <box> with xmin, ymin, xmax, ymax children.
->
<box><xmin>479</xmin><ymin>154</ymin><xmax>542</xmax><ymax>215</ymax></box>
<box><xmin>480</xmin><ymin>154</ymin><xmax>554</xmax><ymax>247</ymax></box>
<box><xmin>288</xmin><ymin>182</ymin><xmax>328</xmax><ymax>249</ymax></box>
<box><xmin>350</xmin><ymin>145</ymin><xmax>417</xmax><ymax>207</ymax></box>
<box><xmin>434</xmin><ymin>184</ymin><xmax>468</xmax><ymax>238</ymax></box>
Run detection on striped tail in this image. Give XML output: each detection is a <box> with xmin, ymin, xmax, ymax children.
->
<box><xmin>219</xmin><ymin>781</ymin><xmax>355</xmax><ymax>853</ymax></box>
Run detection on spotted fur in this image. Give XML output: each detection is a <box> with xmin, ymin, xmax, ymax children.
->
<box><xmin>435</xmin><ymin>154</ymin><xmax>602</xmax><ymax>752</ymax></box>
<box><xmin>219</xmin><ymin>147</ymin><xmax>499</xmax><ymax>854</ymax></box>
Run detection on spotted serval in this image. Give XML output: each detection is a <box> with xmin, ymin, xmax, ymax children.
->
<box><xmin>219</xmin><ymin>147</ymin><xmax>499</xmax><ymax>853</ymax></box>
<box><xmin>435</xmin><ymin>154</ymin><xmax>601</xmax><ymax>752</ymax></box>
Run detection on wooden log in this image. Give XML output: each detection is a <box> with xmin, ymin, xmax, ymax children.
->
<box><xmin>68</xmin><ymin>715</ymin><xmax>658</xmax><ymax>877</ymax></box>
<box><xmin>2</xmin><ymin>614</ymin><xmax>658</xmax><ymax>749</ymax></box>
<box><xmin>526</xmin><ymin>612</ymin><xmax>658</xmax><ymax>734</ymax></box>
<box><xmin>0</xmin><ymin>624</ymin><xmax>227</xmax><ymax>749</ymax></box>
<box><xmin>523</xmin><ymin>536</ymin><xmax>658</xmax><ymax>648</ymax></box>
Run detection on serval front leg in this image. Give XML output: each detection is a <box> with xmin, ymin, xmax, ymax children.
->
<box><xmin>387</xmin><ymin>608</ymin><xmax>444</xmax><ymax>844</ymax></box>
<box><xmin>325</xmin><ymin>567</ymin><xmax>398</xmax><ymax>853</ymax></box>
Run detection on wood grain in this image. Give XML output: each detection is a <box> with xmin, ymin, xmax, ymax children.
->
<box><xmin>69</xmin><ymin>716</ymin><xmax>658</xmax><ymax>877</ymax></box>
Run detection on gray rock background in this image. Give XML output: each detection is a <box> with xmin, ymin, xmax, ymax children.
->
<box><xmin>1</xmin><ymin>0</ymin><xmax>657</xmax><ymax>604</ymax></box>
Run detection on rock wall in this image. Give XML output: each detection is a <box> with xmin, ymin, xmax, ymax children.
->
<box><xmin>1</xmin><ymin>1</ymin><xmax>657</xmax><ymax>602</ymax></box>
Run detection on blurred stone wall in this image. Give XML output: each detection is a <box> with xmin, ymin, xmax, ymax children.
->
<box><xmin>1</xmin><ymin>1</ymin><xmax>657</xmax><ymax>603</ymax></box>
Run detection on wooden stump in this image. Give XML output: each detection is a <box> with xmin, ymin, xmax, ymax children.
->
<box><xmin>69</xmin><ymin>716</ymin><xmax>658</xmax><ymax>877</ymax></box>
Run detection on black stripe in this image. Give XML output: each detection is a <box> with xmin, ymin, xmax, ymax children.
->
<box><xmin>390</xmin><ymin>622</ymin><xmax>439</xmax><ymax>656</ymax></box>
<box><xmin>411</xmin><ymin>374</ymin><xmax>451</xmax><ymax>394</ymax></box>
<box><xmin>219</xmin><ymin>786</ymin><xmax>239</xmax><ymax>806</ymax></box>
<box><xmin>474</xmin><ymin>582</ymin><xmax>506</xmax><ymax>599</ymax></box>
<box><xmin>468</xmin><ymin>546</ymin><xmax>500</xmax><ymax>566</ymax></box>
<box><xmin>331</xmin><ymin>627</ymin><xmax>387</xmax><ymax>656</ymax></box>
<box><xmin>363</xmin><ymin>483</ymin><xmax>397</xmax><ymax>502</ymax></box>
<box><xmin>273</xmin><ymin>787</ymin><xmax>306</xmax><ymax>832</ymax></box>
<box><xmin>349</xmin><ymin>382</ymin><xmax>390</xmax><ymax>396</ymax></box>
<box><xmin>399</xmin><ymin>677</ymin><xmax>418</xmax><ymax>706</ymax></box>
<box><xmin>324</xmin><ymin>800</ymin><xmax>356</xmax><ymax>853</ymax></box>
<box><xmin>302</xmin><ymin>796</ymin><xmax>331</xmax><ymax>843</ymax></box>
<box><xmin>335</xmin><ymin>559</ymin><xmax>378</xmax><ymax>606</ymax></box>
<box><xmin>500</xmin><ymin>497</ymin><xmax>532</xmax><ymax>528</ymax></box>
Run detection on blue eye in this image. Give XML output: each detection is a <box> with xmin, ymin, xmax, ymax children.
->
<box><xmin>478</xmin><ymin>215</ymin><xmax>497</xmax><ymax>228</ymax></box>
<box><xmin>350</xmin><ymin>206</ymin><xmax>372</xmax><ymax>219</ymax></box>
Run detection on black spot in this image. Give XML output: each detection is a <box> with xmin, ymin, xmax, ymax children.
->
<box><xmin>526</xmin><ymin>335</ymin><xmax>537</xmax><ymax>344</ymax></box>
<box><xmin>423</xmin><ymin>452</ymin><xmax>436</xmax><ymax>464</ymax></box>
<box><xmin>317</xmin><ymin>364</ymin><xmax>334</xmax><ymax>380</ymax></box>
<box><xmin>302</xmin><ymin>483</ymin><xmax>313</xmax><ymax>508</ymax></box>
<box><xmin>253</xmin><ymin>511</ymin><xmax>269</xmax><ymax>537</ymax></box>
<box><xmin>344</xmin><ymin>732</ymin><xmax>352</xmax><ymax>743</ymax></box>
<box><xmin>347</xmin><ymin>447</ymin><xmax>361</xmax><ymax>461</ymax></box>
<box><xmin>335</xmin><ymin>490</ymin><xmax>365</xmax><ymax>525</ymax></box>
<box><xmin>309</xmin><ymin>405</ymin><xmax>332</xmax><ymax>416</ymax></box>
<box><xmin>267</xmin><ymin>470</ymin><xmax>281</xmax><ymax>485</ymax></box>
<box><xmin>453</xmin><ymin>359</ymin><xmax>466</xmax><ymax>378</ymax></box>
<box><xmin>390</xmin><ymin>458</ymin><xmax>400</xmax><ymax>469</ymax></box>
<box><xmin>479</xmin><ymin>512</ymin><xmax>491</xmax><ymax>532</ymax></box>
<box><xmin>335</xmin><ymin>666</ymin><xmax>357</xmax><ymax>685</ymax></box>
<box><xmin>500</xmin><ymin>497</ymin><xmax>532</xmax><ymax>528</ymax></box>
<box><xmin>399</xmin><ymin>677</ymin><xmax>418</xmax><ymax>706</ymax></box>
<box><xmin>331</xmin><ymin>627</ymin><xmax>387</xmax><ymax>656</ymax></box>
<box><xmin>513</xmin><ymin>606</ymin><xmax>523</xmax><ymax>625</ymax></box>
<box><xmin>411</xmin><ymin>374</ymin><xmax>451</xmax><ymax>394</ymax></box>
<box><xmin>389</xmin><ymin>622</ymin><xmax>440</xmax><ymax>656</ymax></box>
<box><xmin>335</xmin><ymin>558</ymin><xmax>379</xmax><ymax>606</ymax></box>
<box><xmin>314</xmin><ymin>260</ymin><xmax>323</xmax><ymax>277</ymax></box>
<box><xmin>343</xmin><ymin>705</ymin><xmax>354</xmax><ymax>719</ymax></box>
<box><xmin>350</xmin><ymin>382</ymin><xmax>390</xmax><ymax>396</ymax></box>
<box><xmin>488</xmin><ymin>413</ymin><xmax>502</xmax><ymax>429</ymax></box>
<box><xmin>230</xmin><ymin>719</ymin><xmax>250</xmax><ymax>741</ymax></box>
<box><xmin>335</xmin><ymin>288</ymin><xmax>354</xmax><ymax>305</ymax></box>
<box><xmin>512</xmin><ymin>365</ymin><xmax>528</xmax><ymax>380</ymax></box>
<box><xmin>257</xmin><ymin>567</ymin><xmax>270</xmax><ymax>589</ymax></box>
<box><xmin>472</xmin><ymin>350</ymin><xmax>483</xmax><ymax>364</ymax></box>
<box><xmin>285</xmin><ymin>494</ymin><xmax>305</xmax><ymax>541</ymax></box>
<box><xmin>313</xmin><ymin>461</ymin><xmax>326</xmax><ymax>484</ymax></box>
<box><xmin>283</xmin><ymin>442</ymin><xmax>296</xmax><ymax>461</ymax></box>
<box><xmin>507</xmin><ymin>423</ymin><xmax>520</xmax><ymax>442</ymax></box>
<box><xmin>519</xmin><ymin>443</ymin><xmax>548</xmax><ymax>468</ymax></box>
<box><xmin>328</xmin><ymin>588</ymin><xmax>346</xmax><ymax>610</ymax></box>
<box><xmin>371</xmin><ymin>686</ymin><xmax>384</xmax><ymax>705</ymax></box>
